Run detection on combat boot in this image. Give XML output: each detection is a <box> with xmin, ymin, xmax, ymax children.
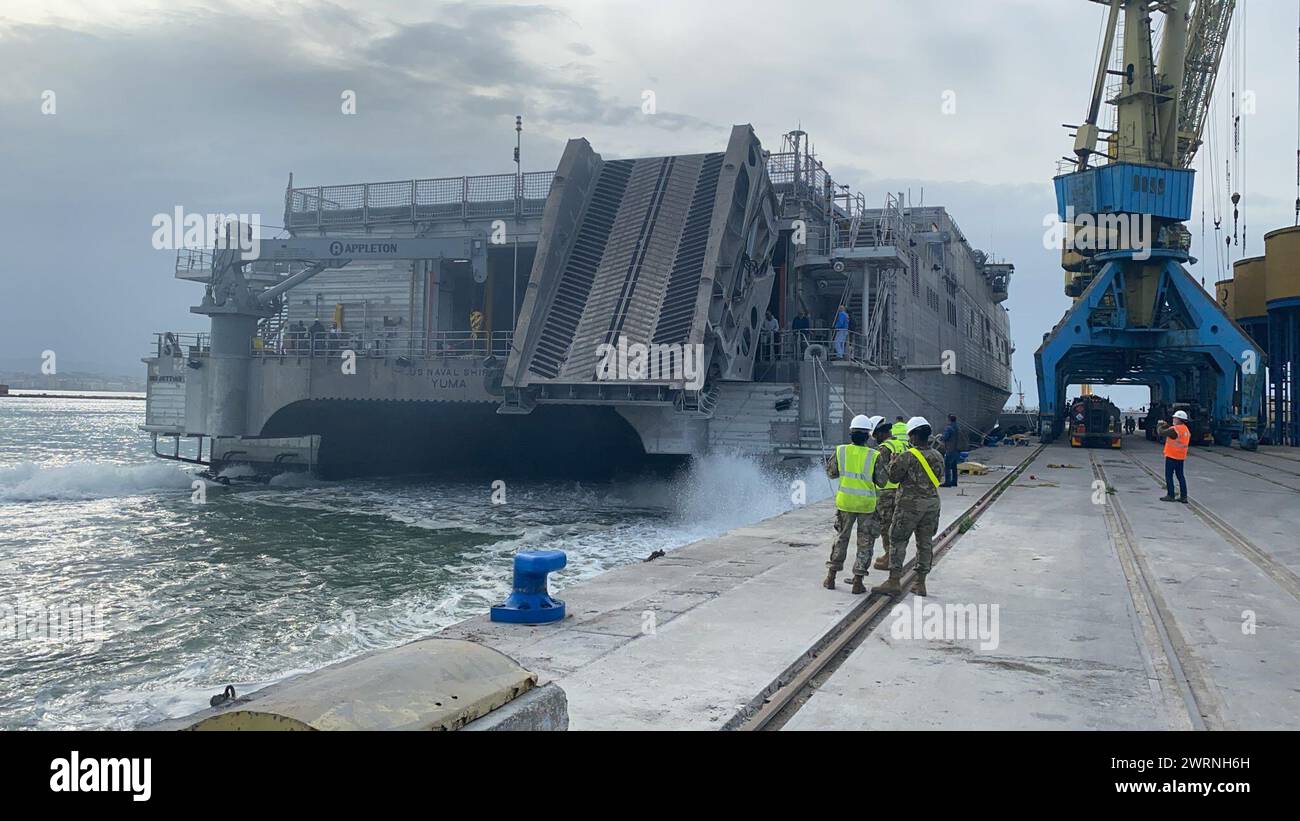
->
<box><xmin>823</xmin><ymin>569</ymin><xmax>836</xmax><ymax>590</ymax></box>
<box><xmin>850</xmin><ymin>575</ymin><xmax>867</xmax><ymax>595</ymax></box>
<box><xmin>872</xmin><ymin>571</ymin><xmax>903</xmax><ymax>596</ymax></box>
<box><xmin>873</xmin><ymin>553</ymin><xmax>890</xmax><ymax>570</ymax></box>
<box><xmin>912</xmin><ymin>573</ymin><xmax>928</xmax><ymax>597</ymax></box>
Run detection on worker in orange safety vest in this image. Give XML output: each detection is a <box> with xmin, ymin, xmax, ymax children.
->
<box><xmin>1158</xmin><ymin>409</ymin><xmax>1191</xmax><ymax>504</ymax></box>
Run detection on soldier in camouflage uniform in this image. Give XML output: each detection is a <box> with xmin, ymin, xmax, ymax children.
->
<box><xmin>872</xmin><ymin>416</ymin><xmax>944</xmax><ymax>597</ymax></box>
<box><xmin>824</xmin><ymin>415</ymin><xmax>891</xmax><ymax>595</ymax></box>
<box><xmin>871</xmin><ymin>414</ymin><xmax>906</xmax><ymax>571</ymax></box>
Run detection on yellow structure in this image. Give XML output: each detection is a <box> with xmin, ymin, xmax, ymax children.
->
<box><xmin>1215</xmin><ymin>278</ymin><xmax>1234</xmax><ymax>316</ymax></box>
<box><xmin>1264</xmin><ymin>227</ymin><xmax>1300</xmax><ymax>306</ymax></box>
<box><xmin>1231</xmin><ymin>256</ymin><xmax>1268</xmax><ymax>320</ymax></box>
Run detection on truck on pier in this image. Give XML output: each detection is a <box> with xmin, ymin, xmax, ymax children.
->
<box><xmin>1143</xmin><ymin>401</ymin><xmax>1213</xmax><ymax>447</ymax></box>
<box><xmin>1067</xmin><ymin>395</ymin><xmax>1122</xmax><ymax>449</ymax></box>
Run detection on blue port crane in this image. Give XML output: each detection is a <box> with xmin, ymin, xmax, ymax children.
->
<box><xmin>1036</xmin><ymin>0</ymin><xmax>1261</xmax><ymax>448</ymax></box>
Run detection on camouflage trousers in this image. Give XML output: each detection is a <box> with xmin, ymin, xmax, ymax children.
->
<box><xmin>888</xmin><ymin>495</ymin><xmax>941</xmax><ymax>574</ymax></box>
<box><xmin>876</xmin><ymin>490</ymin><xmax>897</xmax><ymax>557</ymax></box>
<box><xmin>827</xmin><ymin>509</ymin><xmax>881</xmax><ymax>576</ymax></box>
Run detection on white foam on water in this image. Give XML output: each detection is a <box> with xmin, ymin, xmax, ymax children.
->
<box><xmin>266</xmin><ymin>471</ymin><xmax>320</xmax><ymax>488</ymax></box>
<box><xmin>301</xmin><ymin>453</ymin><xmax>837</xmax><ymax>690</ymax></box>
<box><xmin>618</xmin><ymin>451</ymin><xmax>832</xmax><ymax>542</ymax></box>
<box><xmin>0</xmin><ymin>461</ymin><xmax>194</xmax><ymax>502</ymax></box>
<box><xmin>215</xmin><ymin>464</ymin><xmax>259</xmax><ymax>480</ymax></box>
<box><xmin>2</xmin><ymin>451</ymin><xmax>834</xmax><ymax>728</ymax></box>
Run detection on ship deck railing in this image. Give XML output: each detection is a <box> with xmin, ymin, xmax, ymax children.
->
<box><xmin>755</xmin><ymin>329</ymin><xmax>876</xmax><ymax>364</ymax></box>
<box><xmin>829</xmin><ymin>192</ymin><xmax>915</xmax><ymax>256</ymax></box>
<box><xmin>767</xmin><ymin>151</ymin><xmax>834</xmax><ymax>216</ymax></box>
<box><xmin>285</xmin><ymin>172</ymin><xmax>554</xmax><ymax>230</ymax></box>
<box><xmin>251</xmin><ymin>330</ymin><xmax>513</xmax><ymax>360</ymax></box>
<box><xmin>174</xmin><ymin>248</ymin><xmax>307</xmax><ymax>282</ymax></box>
<box><xmin>149</xmin><ymin>331</ymin><xmax>210</xmax><ymax>359</ymax></box>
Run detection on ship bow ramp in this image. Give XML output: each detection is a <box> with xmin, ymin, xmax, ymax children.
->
<box><xmin>501</xmin><ymin>126</ymin><xmax>779</xmax><ymax>450</ymax></box>
<box><xmin>145</xmin><ymin>126</ymin><xmax>780</xmax><ymax>478</ymax></box>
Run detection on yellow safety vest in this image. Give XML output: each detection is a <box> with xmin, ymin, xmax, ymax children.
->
<box><xmin>891</xmin><ymin>422</ymin><xmax>908</xmax><ymax>439</ymax></box>
<box><xmin>880</xmin><ymin>438</ymin><xmax>905</xmax><ymax>490</ymax></box>
<box><xmin>835</xmin><ymin>444</ymin><xmax>880</xmax><ymax>513</ymax></box>
<box><xmin>909</xmin><ymin>447</ymin><xmax>941</xmax><ymax>488</ymax></box>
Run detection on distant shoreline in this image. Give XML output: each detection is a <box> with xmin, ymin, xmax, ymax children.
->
<box><xmin>0</xmin><ymin>392</ymin><xmax>145</xmax><ymax>401</ymax></box>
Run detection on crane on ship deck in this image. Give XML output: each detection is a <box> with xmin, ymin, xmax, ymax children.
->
<box><xmin>1035</xmin><ymin>0</ymin><xmax>1261</xmax><ymax>448</ymax></box>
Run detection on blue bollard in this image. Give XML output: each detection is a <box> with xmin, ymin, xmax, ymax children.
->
<box><xmin>490</xmin><ymin>550</ymin><xmax>567</xmax><ymax>624</ymax></box>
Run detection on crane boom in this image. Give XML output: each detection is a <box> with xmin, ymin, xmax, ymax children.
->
<box><xmin>1073</xmin><ymin>0</ymin><xmax>1233</xmax><ymax>170</ymax></box>
<box><xmin>1178</xmin><ymin>0</ymin><xmax>1237</xmax><ymax>168</ymax></box>
<box><xmin>199</xmin><ymin>234</ymin><xmax>480</xmax><ymax>318</ymax></box>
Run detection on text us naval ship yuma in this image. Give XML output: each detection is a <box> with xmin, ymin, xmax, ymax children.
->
<box><xmin>143</xmin><ymin>127</ymin><xmax>1014</xmax><ymax>478</ymax></box>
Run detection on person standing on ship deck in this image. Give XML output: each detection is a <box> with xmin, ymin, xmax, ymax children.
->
<box><xmin>832</xmin><ymin>304</ymin><xmax>849</xmax><ymax>359</ymax></box>
<box><xmin>308</xmin><ymin>319</ymin><xmax>325</xmax><ymax>355</ymax></box>
<box><xmin>469</xmin><ymin>306</ymin><xmax>485</xmax><ymax>354</ymax></box>
<box><xmin>763</xmin><ymin>310</ymin><xmax>780</xmax><ymax>360</ymax></box>
<box><xmin>791</xmin><ymin>309</ymin><xmax>811</xmax><ymax>358</ymax></box>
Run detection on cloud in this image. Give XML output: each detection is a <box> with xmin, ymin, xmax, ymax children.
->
<box><xmin>0</xmin><ymin>1</ymin><xmax>719</xmax><ymax>373</ymax></box>
<box><xmin>1</xmin><ymin>0</ymin><xmax>1295</xmax><ymax>408</ymax></box>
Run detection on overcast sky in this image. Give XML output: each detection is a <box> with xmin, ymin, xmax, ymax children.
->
<box><xmin>1</xmin><ymin>0</ymin><xmax>1295</xmax><ymax>406</ymax></box>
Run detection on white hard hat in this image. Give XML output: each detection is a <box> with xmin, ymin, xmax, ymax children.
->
<box><xmin>867</xmin><ymin>415</ymin><xmax>886</xmax><ymax>433</ymax></box>
<box><xmin>905</xmin><ymin>415</ymin><xmax>931</xmax><ymax>433</ymax></box>
<box><xmin>849</xmin><ymin>414</ymin><xmax>873</xmax><ymax>431</ymax></box>
<box><xmin>1173</xmin><ymin>410</ymin><xmax>1189</xmax><ymax>421</ymax></box>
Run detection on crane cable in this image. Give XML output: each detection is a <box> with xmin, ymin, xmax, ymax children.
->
<box><xmin>1230</xmin><ymin>1</ymin><xmax>1245</xmax><ymax>253</ymax></box>
<box><xmin>1240</xmin><ymin>0</ymin><xmax>1248</xmax><ymax>250</ymax></box>
<box><xmin>1201</xmin><ymin>163</ymin><xmax>1208</xmax><ymax>287</ymax></box>
<box><xmin>1207</xmin><ymin>91</ymin><xmax>1225</xmax><ymax>279</ymax></box>
<box><xmin>1223</xmin><ymin>18</ymin><xmax>1236</xmax><ymax>266</ymax></box>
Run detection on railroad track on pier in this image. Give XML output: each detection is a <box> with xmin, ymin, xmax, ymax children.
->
<box><xmin>1238</xmin><ymin>446</ymin><xmax>1300</xmax><ymax>465</ymax></box>
<box><xmin>734</xmin><ymin>443</ymin><xmax>1045</xmax><ymax>732</ymax></box>
<box><xmin>1090</xmin><ymin>450</ymin><xmax>1220</xmax><ymax>730</ymax></box>
<box><xmin>1114</xmin><ymin>449</ymin><xmax>1300</xmax><ymax>607</ymax></box>
<box><xmin>1196</xmin><ymin>446</ymin><xmax>1300</xmax><ymax>489</ymax></box>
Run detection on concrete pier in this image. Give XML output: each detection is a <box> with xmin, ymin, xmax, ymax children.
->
<box><xmin>437</xmin><ymin>445</ymin><xmax>1033</xmax><ymax>729</ymax></box>
<box><xmin>440</xmin><ymin>438</ymin><xmax>1300</xmax><ymax>731</ymax></box>
<box><xmin>784</xmin><ymin>441</ymin><xmax>1300</xmax><ymax>731</ymax></box>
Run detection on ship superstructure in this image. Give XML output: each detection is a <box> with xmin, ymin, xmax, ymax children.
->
<box><xmin>144</xmin><ymin>126</ymin><xmax>1012</xmax><ymax>477</ymax></box>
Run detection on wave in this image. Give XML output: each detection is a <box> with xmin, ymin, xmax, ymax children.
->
<box><xmin>267</xmin><ymin>471</ymin><xmax>321</xmax><ymax>488</ymax></box>
<box><xmin>215</xmin><ymin>464</ymin><xmax>259</xmax><ymax>480</ymax></box>
<box><xmin>256</xmin><ymin>451</ymin><xmax>831</xmax><ymax>546</ymax></box>
<box><xmin>615</xmin><ymin>451</ymin><xmax>833</xmax><ymax>539</ymax></box>
<box><xmin>0</xmin><ymin>461</ymin><xmax>194</xmax><ymax>502</ymax></box>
